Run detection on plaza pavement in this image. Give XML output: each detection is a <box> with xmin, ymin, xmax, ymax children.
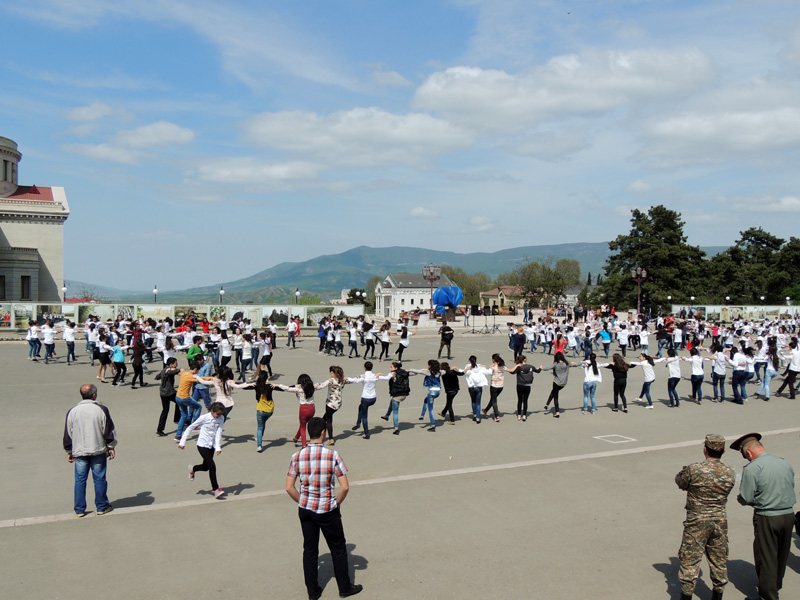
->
<box><xmin>2</xmin><ymin>324</ymin><xmax>799</xmax><ymax>600</ymax></box>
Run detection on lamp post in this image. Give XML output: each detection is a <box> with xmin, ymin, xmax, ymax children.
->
<box><xmin>355</xmin><ymin>290</ymin><xmax>361</xmax><ymax>304</ymax></box>
<box><xmin>153</xmin><ymin>285</ymin><xmax>158</xmax><ymax>304</ymax></box>
<box><xmin>219</xmin><ymin>286</ymin><xmax>225</xmax><ymax>304</ymax></box>
<box><xmin>630</xmin><ymin>267</ymin><xmax>647</xmax><ymax>317</ymax></box>
<box><xmin>725</xmin><ymin>296</ymin><xmax>730</xmax><ymax>305</ymax></box>
<box><xmin>295</xmin><ymin>288</ymin><xmax>300</xmax><ymax>305</ymax></box>
<box><xmin>787</xmin><ymin>296</ymin><xmax>792</xmax><ymax>306</ymax></box>
<box><xmin>61</xmin><ymin>282</ymin><xmax>67</xmax><ymax>301</ymax></box>
<box><xmin>760</xmin><ymin>296</ymin><xmax>765</xmax><ymax>303</ymax></box>
<box><xmin>422</xmin><ymin>263</ymin><xmax>442</xmax><ymax>319</ymax></box>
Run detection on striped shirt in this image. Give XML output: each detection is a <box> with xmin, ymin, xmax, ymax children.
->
<box><xmin>288</xmin><ymin>443</ymin><xmax>348</xmax><ymax>514</ymax></box>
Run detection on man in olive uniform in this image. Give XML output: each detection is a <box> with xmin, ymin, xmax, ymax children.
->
<box><xmin>731</xmin><ymin>432</ymin><xmax>796</xmax><ymax>600</ymax></box>
<box><xmin>675</xmin><ymin>434</ymin><xmax>736</xmax><ymax>600</ymax></box>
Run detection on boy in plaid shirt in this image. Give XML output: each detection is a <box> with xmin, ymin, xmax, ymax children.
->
<box><xmin>286</xmin><ymin>417</ymin><xmax>362</xmax><ymax>600</ymax></box>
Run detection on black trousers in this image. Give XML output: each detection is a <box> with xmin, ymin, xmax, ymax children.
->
<box><xmin>299</xmin><ymin>506</ymin><xmax>352</xmax><ymax>596</ymax></box>
<box><xmin>194</xmin><ymin>445</ymin><xmax>218</xmax><ymax>490</ymax></box>
<box><xmin>132</xmin><ymin>363</ymin><xmax>144</xmax><ymax>386</ymax></box>
<box><xmin>441</xmin><ymin>390</ymin><xmax>457</xmax><ymax>421</ymax></box>
<box><xmin>158</xmin><ymin>393</ymin><xmax>175</xmax><ymax>433</ymax></box>
<box><xmin>516</xmin><ymin>385</ymin><xmax>531</xmax><ymax>415</ymax></box>
<box><xmin>365</xmin><ymin>339</ymin><xmax>375</xmax><ymax>357</ymax></box>
<box><xmin>776</xmin><ymin>370</ymin><xmax>797</xmax><ymax>399</ymax></box>
<box><xmin>753</xmin><ymin>512</ymin><xmax>794</xmax><ymax>600</ymax></box>
<box><xmin>613</xmin><ymin>379</ymin><xmax>628</xmax><ymax>409</ymax></box>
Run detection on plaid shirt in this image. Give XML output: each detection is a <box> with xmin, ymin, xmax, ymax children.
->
<box><xmin>288</xmin><ymin>443</ymin><xmax>348</xmax><ymax>514</ymax></box>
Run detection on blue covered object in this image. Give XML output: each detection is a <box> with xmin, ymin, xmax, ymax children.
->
<box><xmin>432</xmin><ymin>286</ymin><xmax>464</xmax><ymax>314</ymax></box>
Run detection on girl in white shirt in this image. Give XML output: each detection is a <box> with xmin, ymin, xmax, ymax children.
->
<box><xmin>238</xmin><ymin>333</ymin><xmax>253</xmax><ymax>382</ymax></box>
<box><xmin>180</xmin><ymin>401</ymin><xmax>226</xmax><ymax>499</ymax></box>
<box><xmin>394</xmin><ymin>326</ymin><xmax>417</xmax><ymax>362</ymax></box>
<box><xmin>681</xmin><ymin>347</ymin><xmax>710</xmax><ymax>402</ymax></box>
<box><xmin>664</xmin><ymin>349</ymin><xmax>682</xmax><ymax>407</ymax></box>
<box><xmin>581</xmin><ymin>353</ymin><xmax>608</xmax><ymax>413</ymax></box>
<box><xmin>25</xmin><ymin>321</ymin><xmax>41</xmax><ymax>360</ymax></box>
<box><xmin>632</xmin><ymin>353</ymin><xmax>665</xmax><ymax>408</ymax></box>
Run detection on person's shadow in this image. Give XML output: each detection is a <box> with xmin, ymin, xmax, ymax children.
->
<box><xmin>112</xmin><ymin>491</ymin><xmax>155</xmax><ymax>509</ymax></box>
<box><xmin>197</xmin><ymin>482</ymin><xmax>254</xmax><ymax>497</ymax></box>
<box><xmin>652</xmin><ymin>555</ymin><xmax>759</xmax><ymax>599</ymax></box>
<box><xmin>318</xmin><ymin>543</ymin><xmax>368</xmax><ymax>592</ymax></box>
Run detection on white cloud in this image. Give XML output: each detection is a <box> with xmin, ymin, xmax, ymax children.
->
<box><xmin>513</xmin><ymin>130</ymin><xmax>590</xmax><ymax>160</ymax></box>
<box><xmin>734</xmin><ymin>195</ymin><xmax>800</xmax><ymax>213</ymax></box>
<box><xmin>243</xmin><ymin>107</ymin><xmax>473</xmax><ymax>167</ymax></box>
<box><xmin>67</xmin><ymin>123</ymin><xmax>101</xmax><ymax>138</ymax></box>
<box><xmin>114</xmin><ymin>121</ymin><xmax>195</xmax><ymax>148</ymax></box>
<box><xmin>373</xmin><ymin>68</ymin><xmax>413</xmax><ymax>87</ymax></box>
<box><xmin>195</xmin><ymin>157</ymin><xmax>320</xmax><ymax>185</ymax></box>
<box><xmin>627</xmin><ymin>180</ymin><xmax>652</xmax><ymax>193</ymax></box>
<box><xmin>413</xmin><ymin>48</ymin><xmax>714</xmax><ymax>134</ymax></box>
<box><xmin>66</xmin><ymin>102</ymin><xmax>115</xmax><ymax>121</ymax></box>
<box><xmin>641</xmin><ymin>107</ymin><xmax>800</xmax><ymax>167</ymax></box>
<box><xmin>409</xmin><ymin>207</ymin><xmax>439</xmax><ymax>218</ymax></box>
<box><xmin>465</xmin><ymin>216</ymin><xmax>495</xmax><ymax>232</ymax></box>
<box><xmin>63</xmin><ymin>143</ymin><xmax>141</xmax><ymax>165</ymax></box>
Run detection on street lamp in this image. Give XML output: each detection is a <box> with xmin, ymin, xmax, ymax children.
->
<box><xmin>61</xmin><ymin>282</ymin><xmax>67</xmax><ymax>300</ymax></box>
<box><xmin>355</xmin><ymin>291</ymin><xmax>361</xmax><ymax>303</ymax></box>
<box><xmin>690</xmin><ymin>296</ymin><xmax>695</xmax><ymax>302</ymax></box>
<box><xmin>219</xmin><ymin>286</ymin><xmax>225</xmax><ymax>304</ymax></box>
<box><xmin>422</xmin><ymin>263</ymin><xmax>442</xmax><ymax>318</ymax></box>
<box><xmin>630</xmin><ymin>267</ymin><xmax>647</xmax><ymax>317</ymax></box>
<box><xmin>760</xmin><ymin>296</ymin><xmax>765</xmax><ymax>303</ymax></box>
<box><xmin>153</xmin><ymin>285</ymin><xmax>158</xmax><ymax>303</ymax></box>
<box><xmin>787</xmin><ymin>296</ymin><xmax>792</xmax><ymax>306</ymax></box>
<box><xmin>295</xmin><ymin>288</ymin><xmax>300</xmax><ymax>305</ymax></box>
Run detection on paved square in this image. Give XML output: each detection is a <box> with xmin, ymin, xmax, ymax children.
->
<box><xmin>2</xmin><ymin>329</ymin><xmax>799</xmax><ymax>599</ymax></box>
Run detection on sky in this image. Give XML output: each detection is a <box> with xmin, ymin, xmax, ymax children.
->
<box><xmin>3</xmin><ymin>0</ymin><xmax>800</xmax><ymax>291</ymax></box>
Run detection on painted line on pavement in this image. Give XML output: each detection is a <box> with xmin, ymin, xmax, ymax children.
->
<box><xmin>5</xmin><ymin>426</ymin><xmax>799</xmax><ymax>528</ymax></box>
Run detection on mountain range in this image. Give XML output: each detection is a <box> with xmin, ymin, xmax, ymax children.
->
<box><xmin>67</xmin><ymin>243</ymin><xmax>726</xmax><ymax>303</ymax></box>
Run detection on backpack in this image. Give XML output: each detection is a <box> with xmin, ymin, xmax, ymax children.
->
<box><xmin>517</xmin><ymin>364</ymin><xmax>534</xmax><ymax>385</ymax></box>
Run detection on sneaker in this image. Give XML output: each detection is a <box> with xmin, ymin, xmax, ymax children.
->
<box><xmin>494</xmin><ymin>417</ymin><xmax>500</xmax><ymax>422</ymax></box>
<box><xmin>481</xmin><ymin>408</ymin><xmax>488</xmax><ymax>416</ymax></box>
<box><xmin>380</xmin><ymin>415</ymin><xmax>389</xmax><ymax>421</ymax></box>
<box><xmin>517</xmin><ymin>415</ymin><xmax>522</xmax><ymax>421</ymax></box>
<box><xmin>131</xmin><ymin>386</ymin><xmax>138</xmax><ymax>390</ymax></box>
<box><xmin>393</xmin><ymin>429</ymin><xmax>399</xmax><ymax>435</ymax></box>
<box><xmin>97</xmin><ymin>505</ymin><xmax>113</xmax><ymax>515</ymax></box>
<box><xmin>351</xmin><ymin>424</ymin><xmax>360</xmax><ymax>431</ymax></box>
<box><xmin>427</xmin><ymin>426</ymin><xmax>436</xmax><ymax>432</ymax></box>
<box><xmin>214</xmin><ymin>488</ymin><xmax>224</xmax><ymax>499</ymax></box>
<box><xmin>256</xmin><ymin>446</ymin><xmax>263</xmax><ymax>453</ymax></box>
<box><xmin>75</xmin><ymin>512</ymin><xmax>86</xmax><ymax>518</ymax></box>
<box><xmin>362</xmin><ymin>434</ymin><xmax>370</xmax><ymax>440</ymax></box>
<box><xmin>646</xmin><ymin>405</ymin><xmax>654</xmax><ymax>410</ymax></box>
<box><xmin>174</xmin><ymin>437</ymin><xmax>181</xmax><ymax>443</ymax></box>
<box><xmin>581</xmin><ymin>409</ymin><xmax>586</xmax><ymax>414</ymax></box>
<box><xmin>553</xmin><ymin>412</ymin><xmax>560</xmax><ymax>418</ymax></box>
<box><xmin>156</xmin><ymin>431</ymin><xmax>168</xmax><ymax>437</ymax></box>
<box><xmin>188</xmin><ymin>466</ymin><xmax>195</xmax><ymax>480</ymax></box>
<box><xmin>446</xmin><ymin>421</ymin><xmax>455</xmax><ymax>425</ymax></box>
<box><xmin>418</xmin><ymin>415</ymin><xmax>424</xmax><ymax>420</ymax></box>
<box><xmin>327</xmin><ymin>439</ymin><xmax>336</xmax><ymax>445</ymax></box>
<box><xmin>521</xmin><ymin>415</ymin><xmax>527</xmax><ymax>421</ymax></box>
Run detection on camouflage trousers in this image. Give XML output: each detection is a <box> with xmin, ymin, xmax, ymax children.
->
<box><xmin>678</xmin><ymin>518</ymin><xmax>729</xmax><ymax>595</ymax></box>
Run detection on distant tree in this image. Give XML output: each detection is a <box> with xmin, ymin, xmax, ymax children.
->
<box><xmin>597</xmin><ymin>205</ymin><xmax>706</xmax><ymax>311</ymax></box>
<box><xmin>587</xmin><ymin>272</ymin><xmax>592</xmax><ymax>286</ymax></box>
<box><xmin>504</xmin><ymin>257</ymin><xmax>581</xmax><ymax>308</ymax></box>
<box><xmin>346</xmin><ymin>288</ymin><xmax>367</xmax><ymax>305</ymax></box>
<box><xmin>364</xmin><ymin>275</ymin><xmax>381</xmax><ymax>310</ymax></box>
<box><xmin>595</xmin><ymin>274</ymin><xmax>602</xmax><ymax>285</ymax></box>
<box><xmin>297</xmin><ymin>293</ymin><xmax>322</xmax><ymax>305</ymax></box>
<box><xmin>441</xmin><ymin>265</ymin><xmax>491</xmax><ymax>305</ymax></box>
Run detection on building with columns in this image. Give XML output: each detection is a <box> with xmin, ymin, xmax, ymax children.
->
<box><xmin>0</xmin><ymin>137</ymin><xmax>70</xmax><ymax>302</ymax></box>
<box><xmin>374</xmin><ymin>272</ymin><xmax>455</xmax><ymax>319</ymax></box>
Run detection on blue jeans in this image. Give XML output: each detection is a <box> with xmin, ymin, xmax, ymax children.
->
<box><xmin>741</xmin><ymin>372</ymin><xmax>755</xmax><ymax>399</ymax></box>
<box><xmin>389</xmin><ymin>398</ymin><xmax>402</xmax><ymax>429</ymax></box>
<box><xmin>639</xmin><ymin>380</ymin><xmax>653</xmax><ymax>406</ymax></box>
<box><xmin>66</xmin><ymin>341</ymin><xmax>76</xmax><ymax>364</ymax></box>
<box><xmin>88</xmin><ymin>341</ymin><xmax>97</xmax><ymax>365</ymax></box>
<box><xmin>420</xmin><ymin>388</ymin><xmax>441</xmax><ymax>426</ymax></box>
<box><xmin>757</xmin><ymin>367</ymin><xmax>778</xmax><ymax>398</ymax></box>
<box><xmin>711</xmin><ymin>372</ymin><xmax>725</xmax><ymax>401</ymax></box>
<box><xmin>238</xmin><ymin>358</ymin><xmax>252</xmax><ymax>382</ymax></box>
<box><xmin>583</xmin><ymin>381</ymin><xmax>597</xmax><ymax>411</ymax></box>
<box><xmin>690</xmin><ymin>374</ymin><xmax>704</xmax><ymax>400</ymax></box>
<box><xmin>251</xmin><ymin>347</ymin><xmax>260</xmax><ymax>366</ymax></box>
<box><xmin>667</xmin><ymin>377</ymin><xmax>680</xmax><ymax>406</ymax></box>
<box><xmin>256</xmin><ymin>410</ymin><xmax>273</xmax><ymax>447</ymax></box>
<box><xmin>28</xmin><ymin>339</ymin><xmax>38</xmax><ymax>359</ymax></box>
<box><xmin>176</xmin><ymin>396</ymin><xmax>202</xmax><ymax>438</ymax></box>
<box><xmin>74</xmin><ymin>453</ymin><xmax>110</xmax><ymax>515</ymax></box>
<box><xmin>192</xmin><ymin>387</ymin><xmax>211</xmax><ymax>410</ymax></box>
<box><xmin>356</xmin><ymin>397</ymin><xmax>376</xmax><ymax>436</ymax></box>
<box><xmin>731</xmin><ymin>370</ymin><xmax>746</xmax><ymax>404</ymax></box>
<box><xmin>468</xmin><ymin>387</ymin><xmax>483</xmax><ymax>421</ymax></box>
<box><xmin>657</xmin><ymin>339</ymin><xmax>668</xmax><ymax>358</ymax></box>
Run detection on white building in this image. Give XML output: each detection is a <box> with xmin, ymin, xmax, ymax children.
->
<box><xmin>0</xmin><ymin>137</ymin><xmax>70</xmax><ymax>302</ymax></box>
<box><xmin>374</xmin><ymin>272</ymin><xmax>455</xmax><ymax>319</ymax></box>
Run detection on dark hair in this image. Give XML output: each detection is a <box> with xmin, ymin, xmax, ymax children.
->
<box><xmin>492</xmin><ymin>353</ymin><xmax>505</xmax><ymax>368</ymax></box>
<box><xmin>166</xmin><ymin>357</ymin><xmax>178</xmax><ymax>366</ymax></box>
<box><xmin>553</xmin><ymin>351</ymin><xmax>567</xmax><ymax>364</ymax></box>
<box><xmin>589</xmin><ymin>353</ymin><xmax>598</xmax><ymax>375</ymax></box>
<box><xmin>401</xmin><ymin>326</ymin><xmax>408</xmax><ymax>339</ymax></box>
<box><xmin>297</xmin><ymin>374</ymin><xmax>315</xmax><ymax>399</ymax></box>
<box><xmin>440</xmin><ymin>361</ymin><xmax>450</xmax><ymax>371</ymax></box>
<box><xmin>307</xmin><ymin>416</ymin><xmax>326</xmax><ymax>439</ymax></box>
<box><xmin>640</xmin><ymin>353</ymin><xmax>655</xmax><ymax>366</ymax></box>
<box><xmin>364</xmin><ymin>361</ymin><xmax>373</xmax><ymax>371</ymax></box>
<box><xmin>468</xmin><ymin>355</ymin><xmax>477</xmax><ymax>368</ymax></box>
<box><xmin>329</xmin><ymin>365</ymin><xmax>344</xmax><ymax>384</ymax></box>
<box><xmin>612</xmin><ymin>354</ymin><xmax>629</xmax><ymax>371</ymax></box>
<box><xmin>428</xmin><ymin>359</ymin><xmax>440</xmax><ymax>375</ymax></box>
<box><xmin>193</xmin><ymin>336</ymin><xmax>202</xmax><ymax>344</ymax></box>
<box><xmin>255</xmin><ymin>369</ymin><xmax>271</xmax><ymax>398</ymax></box>
<box><xmin>218</xmin><ymin>366</ymin><xmax>234</xmax><ymax>397</ymax></box>
<box><xmin>768</xmin><ymin>344</ymin><xmax>780</xmax><ymax>370</ymax></box>
<box><xmin>668</xmin><ymin>348</ymin><xmax>676</xmax><ymax>358</ymax></box>
<box><xmin>514</xmin><ymin>355</ymin><xmax>526</xmax><ymax>364</ymax></box>
<box><xmin>690</xmin><ymin>347</ymin><xmax>698</xmax><ymax>356</ymax></box>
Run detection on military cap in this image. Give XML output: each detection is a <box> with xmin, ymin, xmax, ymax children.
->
<box><xmin>704</xmin><ymin>434</ymin><xmax>726</xmax><ymax>452</ymax></box>
<box><xmin>729</xmin><ymin>432</ymin><xmax>762</xmax><ymax>451</ymax></box>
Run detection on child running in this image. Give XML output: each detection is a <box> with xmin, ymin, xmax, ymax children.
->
<box><xmin>180</xmin><ymin>401</ymin><xmax>226</xmax><ymax>499</ymax></box>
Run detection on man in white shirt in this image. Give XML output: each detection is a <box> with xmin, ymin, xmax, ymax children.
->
<box><xmin>287</xmin><ymin>319</ymin><xmax>298</xmax><ymax>348</ymax></box>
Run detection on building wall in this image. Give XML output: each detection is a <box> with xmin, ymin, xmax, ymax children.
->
<box><xmin>0</xmin><ymin>216</ymin><xmax>64</xmax><ymax>302</ymax></box>
<box><xmin>375</xmin><ymin>287</ymin><xmax>433</xmax><ymax>319</ymax></box>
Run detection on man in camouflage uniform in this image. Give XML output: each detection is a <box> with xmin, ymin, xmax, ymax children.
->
<box><xmin>675</xmin><ymin>434</ymin><xmax>736</xmax><ymax>600</ymax></box>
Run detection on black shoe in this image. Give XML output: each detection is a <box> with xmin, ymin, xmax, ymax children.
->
<box><xmin>380</xmin><ymin>415</ymin><xmax>389</xmax><ymax>421</ymax></box>
<box><xmin>156</xmin><ymin>431</ymin><xmax>168</xmax><ymax>437</ymax></box>
<box><xmin>392</xmin><ymin>429</ymin><xmax>399</xmax><ymax>435</ymax></box>
<box><xmin>309</xmin><ymin>587</ymin><xmax>323</xmax><ymax>600</ymax></box>
<box><xmin>340</xmin><ymin>584</ymin><xmax>363</xmax><ymax>598</ymax></box>
<box><xmin>351</xmin><ymin>424</ymin><xmax>360</xmax><ymax>430</ymax></box>
<box><xmin>362</xmin><ymin>434</ymin><xmax>370</xmax><ymax>440</ymax></box>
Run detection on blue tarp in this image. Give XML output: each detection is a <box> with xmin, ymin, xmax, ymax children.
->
<box><xmin>432</xmin><ymin>286</ymin><xmax>464</xmax><ymax>314</ymax></box>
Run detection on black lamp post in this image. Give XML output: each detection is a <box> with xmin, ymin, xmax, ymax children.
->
<box><xmin>630</xmin><ymin>267</ymin><xmax>647</xmax><ymax>316</ymax></box>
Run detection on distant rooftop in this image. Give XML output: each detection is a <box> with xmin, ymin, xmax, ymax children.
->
<box><xmin>2</xmin><ymin>185</ymin><xmax>54</xmax><ymax>202</ymax></box>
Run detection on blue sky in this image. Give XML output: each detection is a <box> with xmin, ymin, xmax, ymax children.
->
<box><xmin>4</xmin><ymin>0</ymin><xmax>800</xmax><ymax>290</ymax></box>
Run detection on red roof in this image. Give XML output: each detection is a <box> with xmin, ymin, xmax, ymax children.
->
<box><xmin>3</xmin><ymin>185</ymin><xmax>54</xmax><ymax>201</ymax></box>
